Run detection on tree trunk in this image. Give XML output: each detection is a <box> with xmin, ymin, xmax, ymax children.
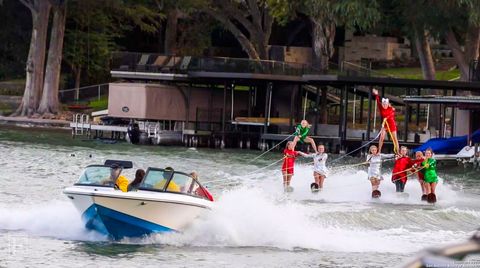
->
<box><xmin>254</xmin><ymin>33</ymin><xmax>269</xmax><ymax>60</ymax></box>
<box><xmin>311</xmin><ymin>19</ymin><xmax>335</xmax><ymax>72</ymax></box>
<box><xmin>15</xmin><ymin>0</ymin><xmax>51</xmax><ymax>116</ymax></box>
<box><xmin>464</xmin><ymin>26</ymin><xmax>480</xmax><ymax>81</ymax></box>
<box><xmin>204</xmin><ymin>2</ymin><xmax>272</xmax><ymax>60</ymax></box>
<box><xmin>446</xmin><ymin>26</ymin><xmax>480</xmax><ymax>83</ymax></box>
<box><xmin>164</xmin><ymin>8</ymin><xmax>179</xmax><ymax>55</ymax></box>
<box><xmin>38</xmin><ymin>1</ymin><xmax>66</xmax><ymax>115</ymax></box>
<box><xmin>74</xmin><ymin>67</ymin><xmax>81</xmax><ymax>100</ymax></box>
<box><xmin>446</xmin><ymin>29</ymin><xmax>469</xmax><ymax>81</ymax></box>
<box><xmin>414</xmin><ymin>29</ymin><xmax>436</xmax><ymax>80</ymax></box>
<box><xmin>204</xmin><ymin>9</ymin><xmax>261</xmax><ymax>60</ymax></box>
<box><xmin>414</xmin><ymin>28</ymin><xmax>441</xmax><ymax>130</ymax></box>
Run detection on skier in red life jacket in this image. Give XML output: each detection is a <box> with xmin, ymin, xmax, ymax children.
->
<box><xmin>190</xmin><ymin>172</ymin><xmax>214</xmax><ymax>201</ymax></box>
<box><xmin>392</xmin><ymin>146</ymin><xmax>413</xmax><ymax>192</ymax></box>
<box><xmin>372</xmin><ymin>88</ymin><xmax>400</xmax><ymax>154</ymax></box>
<box><xmin>281</xmin><ymin>141</ymin><xmax>306</xmax><ymax>192</ymax></box>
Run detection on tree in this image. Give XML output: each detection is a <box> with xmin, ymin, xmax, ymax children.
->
<box><xmin>38</xmin><ymin>0</ymin><xmax>67</xmax><ymax>115</ymax></box>
<box><xmin>15</xmin><ymin>0</ymin><xmax>51</xmax><ymax>116</ymax></box>
<box><xmin>440</xmin><ymin>1</ymin><xmax>480</xmax><ymax>81</ymax></box>
<box><xmin>155</xmin><ymin>0</ymin><xmax>207</xmax><ymax>55</ymax></box>
<box><xmin>176</xmin><ymin>12</ymin><xmax>216</xmax><ymax>56</ymax></box>
<box><xmin>270</xmin><ymin>0</ymin><xmax>380</xmax><ymax>71</ymax></box>
<box><xmin>0</xmin><ymin>0</ymin><xmax>31</xmax><ymax>80</ymax></box>
<box><xmin>63</xmin><ymin>0</ymin><xmax>160</xmax><ymax>96</ymax></box>
<box><xmin>203</xmin><ymin>0</ymin><xmax>274</xmax><ymax>60</ymax></box>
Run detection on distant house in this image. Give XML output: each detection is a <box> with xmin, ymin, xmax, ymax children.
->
<box><xmin>341</xmin><ymin>34</ymin><xmax>411</xmax><ymax>63</ymax></box>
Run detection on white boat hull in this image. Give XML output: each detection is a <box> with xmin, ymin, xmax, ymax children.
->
<box><xmin>64</xmin><ymin>186</ymin><xmax>212</xmax><ymax>239</ymax></box>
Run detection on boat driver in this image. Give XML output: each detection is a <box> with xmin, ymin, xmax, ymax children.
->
<box><xmin>103</xmin><ymin>163</ymin><xmax>129</xmax><ymax>192</ymax></box>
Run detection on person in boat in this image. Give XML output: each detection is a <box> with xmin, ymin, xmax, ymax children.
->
<box><xmin>366</xmin><ymin>145</ymin><xmax>394</xmax><ymax>198</ymax></box>
<box><xmin>292</xmin><ymin>119</ymin><xmax>317</xmax><ymax>153</ymax></box>
<box><xmin>422</xmin><ymin>148</ymin><xmax>438</xmax><ymax>203</ymax></box>
<box><xmin>391</xmin><ymin>146</ymin><xmax>413</xmax><ymax>193</ymax></box>
<box><xmin>303</xmin><ymin>144</ymin><xmax>329</xmax><ymax>192</ymax></box>
<box><xmin>102</xmin><ymin>164</ymin><xmax>129</xmax><ymax>192</ymax></box>
<box><xmin>189</xmin><ymin>171</ymin><xmax>214</xmax><ymax>201</ymax></box>
<box><xmin>282</xmin><ymin>141</ymin><xmax>304</xmax><ymax>192</ymax></box>
<box><xmin>127</xmin><ymin>169</ymin><xmax>145</xmax><ymax>191</ymax></box>
<box><xmin>154</xmin><ymin>167</ymin><xmax>180</xmax><ymax>192</ymax></box>
<box><xmin>372</xmin><ymin>88</ymin><xmax>399</xmax><ymax>154</ymax></box>
<box><xmin>412</xmin><ymin>151</ymin><xmax>427</xmax><ymax>201</ymax></box>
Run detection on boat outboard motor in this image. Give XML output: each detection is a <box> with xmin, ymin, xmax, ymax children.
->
<box><xmin>127</xmin><ymin>121</ymin><xmax>140</xmax><ymax>144</ymax></box>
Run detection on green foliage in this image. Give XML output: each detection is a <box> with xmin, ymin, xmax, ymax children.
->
<box><xmin>380</xmin><ymin>0</ymin><xmax>480</xmax><ymax>42</ymax></box>
<box><xmin>269</xmin><ymin>0</ymin><xmax>380</xmax><ymax>30</ymax></box>
<box><xmin>88</xmin><ymin>96</ymin><xmax>108</xmax><ymax>111</ymax></box>
<box><xmin>176</xmin><ymin>13</ymin><xmax>216</xmax><ymax>56</ymax></box>
<box><xmin>63</xmin><ymin>0</ymin><xmax>162</xmax><ymax>85</ymax></box>
<box><xmin>0</xmin><ymin>0</ymin><xmax>30</xmax><ymax>80</ymax></box>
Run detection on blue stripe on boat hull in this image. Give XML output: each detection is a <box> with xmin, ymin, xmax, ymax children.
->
<box><xmin>82</xmin><ymin>204</ymin><xmax>174</xmax><ymax>239</ymax></box>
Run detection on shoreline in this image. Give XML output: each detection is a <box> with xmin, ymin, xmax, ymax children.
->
<box><xmin>0</xmin><ymin>115</ymin><xmax>70</xmax><ymax>130</ymax></box>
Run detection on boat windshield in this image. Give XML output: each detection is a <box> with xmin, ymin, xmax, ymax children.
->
<box><xmin>76</xmin><ymin>166</ymin><xmax>114</xmax><ymax>186</ymax></box>
<box><xmin>141</xmin><ymin>169</ymin><xmax>210</xmax><ymax>199</ymax></box>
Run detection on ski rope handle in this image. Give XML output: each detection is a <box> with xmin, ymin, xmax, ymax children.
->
<box><xmin>391</xmin><ymin>165</ymin><xmax>426</xmax><ymax>182</ymax></box>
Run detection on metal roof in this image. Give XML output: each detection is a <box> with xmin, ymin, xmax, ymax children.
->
<box><xmin>404</xmin><ymin>95</ymin><xmax>480</xmax><ymax>105</ymax></box>
<box><xmin>112</xmin><ymin>69</ymin><xmax>480</xmax><ymax>92</ymax></box>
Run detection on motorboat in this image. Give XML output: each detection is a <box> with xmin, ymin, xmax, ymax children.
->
<box><xmin>63</xmin><ymin>160</ymin><xmax>214</xmax><ymax>239</ymax></box>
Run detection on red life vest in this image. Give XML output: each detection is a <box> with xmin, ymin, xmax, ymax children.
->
<box><xmin>282</xmin><ymin>149</ymin><xmax>299</xmax><ymax>174</ymax></box>
<box><xmin>376</xmin><ymin>95</ymin><xmax>395</xmax><ymax>120</ymax></box>
<box><xmin>392</xmin><ymin>156</ymin><xmax>413</xmax><ymax>183</ymax></box>
<box><xmin>413</xmin><ymin>158</ymin><xmax>425</xmax><ymax>180</ymax></box>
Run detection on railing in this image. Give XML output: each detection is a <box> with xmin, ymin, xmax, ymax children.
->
<box><xmin>340</xmin><ymin>61</ymin><xmax>395</xmax><ymax>78</ymax></box>
<box><xmin>110</xmin><ymin>52</ymin><xmax>324</xmax><ymax>76</ymax></box>
<box><xmin>72</xmin><ymin>113</ymin><xmax>90</xmax><ymax>136</ymax></box>
<box><xmin>59</xmin><ymin>83</ymin><xmax>109</xmax><ymax>103</ymax></box>
<box><xmin>111</xmin><ymin>52</ymin><xmax>426</xmax><ymax>80</ymax></box>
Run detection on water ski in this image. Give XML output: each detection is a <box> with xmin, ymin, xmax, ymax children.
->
<box><xmin>284</xmin><ymin>186</ymin><xmax>294</xmax><ymax>193</ymax></box>
<box><xmin>427</xmin><ymin>193</ymin><xmax>437</xmax><ymax>204</ymax></box>
<box><xmin>310</xmin><ymin>183</ymin><xmax>320</xmax><ymax>193</ymax></box>
<box><xmin>371</xmin><ymin>190</ymin><xmax>381</xmax><ymax>198</ymax></box>
<box><xmin>396</xmin><ymin>192</ymin><xmax>409</xmax><ymax>198</ymax></box>
<box><xmin>421</xmin><ymin>194</ymin><xmax>428</xmax><ymax>201</ymax></box>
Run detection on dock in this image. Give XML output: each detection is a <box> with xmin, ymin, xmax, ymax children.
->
<box><xmin>0</xmin><ymin>115</ymin><xmax>70</xmax><ymax>128</ymax></box>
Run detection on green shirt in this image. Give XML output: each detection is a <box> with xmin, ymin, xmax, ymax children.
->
<box><xmin>422</xmin><ymin>158</ymin><xmax>438</xmax><ymax>183</ymax></box>
<box><xmin>295</xmin><ymin>125</ymin><xmax>310</xmax><ymax>140</ymax></box>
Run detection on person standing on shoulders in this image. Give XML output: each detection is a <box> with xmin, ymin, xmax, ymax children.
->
<box><xmin>372</xmin><ymin>88</ymin><xmax>400</xmax><ymax>154</ymax></box>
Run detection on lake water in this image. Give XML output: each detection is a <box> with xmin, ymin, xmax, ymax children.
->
<box><xmin>0</xmin><ymin>126</ymin><xmax>479</xmax><ymax>267</ymax></box>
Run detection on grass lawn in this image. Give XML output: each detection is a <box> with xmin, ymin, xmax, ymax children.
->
<box><xmin>375</xmin><ymin>68</ymin><xmax>461</xmax><ymax>80</ymax></box>
<box><xmin>88</xmin><ymin>96</ymin><xmax>108</xmax><ymax>111</ymax></box>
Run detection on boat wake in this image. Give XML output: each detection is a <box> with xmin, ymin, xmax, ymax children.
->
<box><xmin>0</xmin><ymin>200</ymin><xmax>106</xmax><ymax>241</ymax></box>
<box><xmin>146</xmin><ymin>166</ymin><xmax>479</xmax><ymax>252</ymax></box>
<box><xmin>0</xmin><ymin>166</ymin><xmax>478</xmax><ymax>253</ymax></box>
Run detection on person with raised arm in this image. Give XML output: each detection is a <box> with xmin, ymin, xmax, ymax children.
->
<box><xmin>372</xmin><ymin>88</ymin><xmax>400</xmax><ymax>154</ymax></box>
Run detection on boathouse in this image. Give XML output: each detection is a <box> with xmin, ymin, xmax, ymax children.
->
<box><xmin>99</xmin><ymin>52</ymin><xmax>480</xmax><ymax>153</ymax></box>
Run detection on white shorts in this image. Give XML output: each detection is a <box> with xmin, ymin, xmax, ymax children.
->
<box><xmin>314</xmin><ymin>169</ymin><xmax>328</xmax><ymax>177</ymax></box>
